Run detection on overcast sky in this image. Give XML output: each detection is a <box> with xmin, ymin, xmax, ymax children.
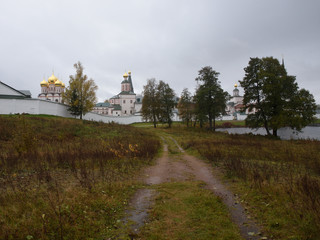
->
<box><xmin>1</xmin><ymin>0</ymin><xmax>319</xmax><ymax>103</ymax></box>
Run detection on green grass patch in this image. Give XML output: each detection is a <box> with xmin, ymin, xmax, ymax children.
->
<box><xmin>215</xmin><ymin>120</ymin><xmax>246</xmax><ymax>127</ymax></box>
<box><xmin>131</xmin><ymin>120</ymin><xmax>246</xmax><ymax>129</ymax></box>
<box><xmin>138</xmin><ymin>182</ymin><xmax>243</xmax><ymax>240</ymax></box>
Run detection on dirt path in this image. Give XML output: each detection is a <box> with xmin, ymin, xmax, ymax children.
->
<box><xmin>125</xmin><ymin>136</ymin><xmax>264</xmax><ymax>240</ymax></box>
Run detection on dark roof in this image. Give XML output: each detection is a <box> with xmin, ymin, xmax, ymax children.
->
<box><xmin>118</xmin><ymin>91</ymin><xmax>136</xmax><ymax>95</ymax></box>
<box><xmin>135</xmin><ymin>94</ymin><xmax>143</xmax><ymax>103</ymax></box>
<box><xmin>19</xmin><ymin>90</ymin><xmax>32</xmax><ymax>98</ymax></box>
<box><xmin>227</xmin><ymin>102</ymin><xmax>235</xmax><ymax>107</ymax></box>
<box><xmin>110</xmin><ymin>95</ymin><xmax>120</xmax><ymax>99</ymax></box>
<box><xmin>95</xmin><ymin>102</ymin><xmax>110</xmax><ymax>107</ymax></box>
<box><xmin>121</xmin><ymin>79</ymin><xmax>129</xmax><ymax>84</ymax></box>
<box><xmin>112</xmin><ymin>104</ymin><xmax>122</xmax><ymax>110</ymax></box>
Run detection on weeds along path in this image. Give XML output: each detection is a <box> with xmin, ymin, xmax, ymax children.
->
<box><xmin>125</xmin><ymin>135</ymin><xmax>264</xmax><ymax>240</ymax></box>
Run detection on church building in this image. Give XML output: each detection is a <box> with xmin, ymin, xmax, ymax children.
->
<box><xmin>92</xmin><ymin>71</ymin><xmax>139</xmax><ymax>116</ymax></box>
<box><xmin>226</xmin><ymin>84</ymin><xmax>255</xmax><ymax>119</ymax></box>
<box><xmin>38</xmin><ymin>73</ymin><xmax>65</xmax><ymax>103</ymax></box>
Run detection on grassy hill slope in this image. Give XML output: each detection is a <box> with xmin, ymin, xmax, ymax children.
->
<box><xmin>0</xmin><ymin>115</ymin><xmax>160</xmax><ymax>239</ymax></box>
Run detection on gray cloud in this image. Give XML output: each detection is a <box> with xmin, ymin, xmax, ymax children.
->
<box><xmin>1</xmin><ymin>0</ymin><xmax>319</xmax><ymax>103</ymax></box>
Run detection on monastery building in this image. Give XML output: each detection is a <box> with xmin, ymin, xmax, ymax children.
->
<box><xmin>92</xmin><ymin>71</ymin><xmax>142</xmax><ymax>116</ymax></box>
<box><xmin>38</xmin><ymin>73</ymin><xmax>65</xmax><ymax>103</ymax></box>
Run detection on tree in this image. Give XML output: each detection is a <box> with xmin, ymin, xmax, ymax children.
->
<box><xmin>239</xmin><ymin>57</ymin><xmax>316</xmax><ymax>137</ymax></box>
<box><xmin>287</xmin><ymin>89</ymin><xmax>317</xmax><ymax>130</ymax></box>
<box><xmin>141</xmin><ymin>79</ymin><xmax>176</xmax><ymax>128</ymax></box>
<box><xmin>194</xmin><ymin>66</ymin><xmax>229</xmax><ymax>131</ymax></box>
<box><xmin>177</xmin><ymin>88</ymin><xmax>194</xmax><ymax>127</ymax></box>
<box><xmin>193</xmin><ymin>87</ymin><xmax>208</xmax><ymax>128</ymax></box>
<box><xmin>141</xmin><ymin>78</ymin><xmax>159</xmax><ymax>128</ymax></box>
<box><xmin>68</xmin><ymin>88</ymin><xmax>81</xmax><ymax>117</ymax></box>
<box><xmin>63</xmin><ymin>62</ymin><xmax>98</xmax><ymax>119</ymax></box>
<box><xmin>157</xmin><ymin>80</ymin><xmax>175</xmax><ymax>128</ymax></box>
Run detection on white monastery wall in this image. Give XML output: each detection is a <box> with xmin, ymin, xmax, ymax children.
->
<box><xmin>83</xmin><ymin>112</ymin><xmax>142</xmax><ymax>124</ymax></box>
<box><xmin>236</xmin><ymin>113</ymin><xmax>247</xmax><ymax>121</ymax></box>
<box><xmin>3</xmin><ymin>98</ymin><xmax>319</xmax><ymax>125</ymax></box>
<box><xmin>221</xmin><ymin>115</ymin><xmax>234</xmax><ymax>121</ymax></box>
<box><xmin>0</xmin><ymin>98</ymin><xmax>142</xmax><ymax>124</ymax></box>
<box><xmin>0</xmin><ymin>98</ymin><xmax>73</xmax><ymax>117</ymax></box>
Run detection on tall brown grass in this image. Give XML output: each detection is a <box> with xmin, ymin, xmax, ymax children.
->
<box><xmin>0</xmin><ymin>115</ymin><xmax>160</xmax><ymax>239</ymax></box>
<box><xmin>172</xmin><ymin>128</ymin><xmax>320</xmax><ymax>239</ymax></box>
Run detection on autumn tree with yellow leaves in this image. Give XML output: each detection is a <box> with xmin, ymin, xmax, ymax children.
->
<box><xmin>63</xmin><ymin>62</ymin><xmax>98</xmax><ymax>119</ymax></box>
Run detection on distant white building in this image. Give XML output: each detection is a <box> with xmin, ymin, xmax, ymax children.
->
<box><xmin>38</xmin><ymin>73</ymin><xmax>65</xmax><ymax>103</ymax></box>
<box><xmin>224</xmin><ymin>84</ymin><xmax>256</xmax><ymax>120</ymax></box>
<box><xmin>225</xmin><ymin>84</ymin><xmax>244</xmax><ymax>119</ymax></box>
<box><xmin>316</xmin><ymin>106</ymin><xmax>320</xmax><ymax>119</ymax></box>
<box><xmin>93</xmin><ymin>71</ymin><xmax>139</xmax><ymax>116</ymax></box>
<box><xmin>135</xmin><ymin>94</ymin><xmax>143</xmax><ymax>114</ymax></box>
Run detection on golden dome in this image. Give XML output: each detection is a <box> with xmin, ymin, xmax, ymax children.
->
<box><xmin>55</xmin><ymin>79</ymin><xmax>62</xmax><ymax>86</ymax></box>
<box><xmin>61</xmin><ymin>82</ymin><xmax>65</xmax><ymax>88</ymax></box>
<box><xmin>40</xmin><ymin>79</ymin><xmax>48</xmax><ymax>86</ymax></box>
<box><xmin>234</xmin><ymin>84</ymin><xmax>238</xmax><ymax>88</ymax></box>
<box><xmin>128</xmin><ymin>71</ymin><xmax>131</xmax><ymax>75</ymax></box>
<box><xmin>48</xmin><ymin>73</ymin><xmax>58</xmax><ymax>84</ymax></box>
<box><xmin>123</xmin><ymin>72</ymin><xmax>128</xmax><ymax>78</ymax></box>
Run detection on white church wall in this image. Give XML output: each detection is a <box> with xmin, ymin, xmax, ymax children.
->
<box><xmin>236</xmin><ymin>113</ymin><xmax>247</xmax><ymax>120</ymax></box>
<box><xmin>135</xmin><ymin>103</ymin><xmax>142</xmax><ymax>113</ymax></box>
<box><xmin>221</xmin><ymin>115</ymin><xmax>234</xmax><ymax>121</ymax></box>
<box><xmin>172</xmin><ymin>112</ymin><xmax>181</xmax><ymax>122</ymax></box>
<box><xmin>0</xmin><ymin>98</ymin><xmax>143</xmax><ymax>124</ymax></box>
<box><xmin>119</xmin><ymin>95</ymin><xmax>135</xmax><ymax>115</ymax></box>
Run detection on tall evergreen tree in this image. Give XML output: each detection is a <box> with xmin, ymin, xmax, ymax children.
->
<box><xmin>194</xmin><ymin>66</ymin><xmax>229</xmax><ymax>131</ymax></box>
<box><xmin>63</xmin><ymin>62</ymin><xmax>98</xmax><ymax>119</ymax></box>
<box><xmin>240</xmin><ymin>57</ymin><xmax>316</xmax><ymax>137</ymax></box>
